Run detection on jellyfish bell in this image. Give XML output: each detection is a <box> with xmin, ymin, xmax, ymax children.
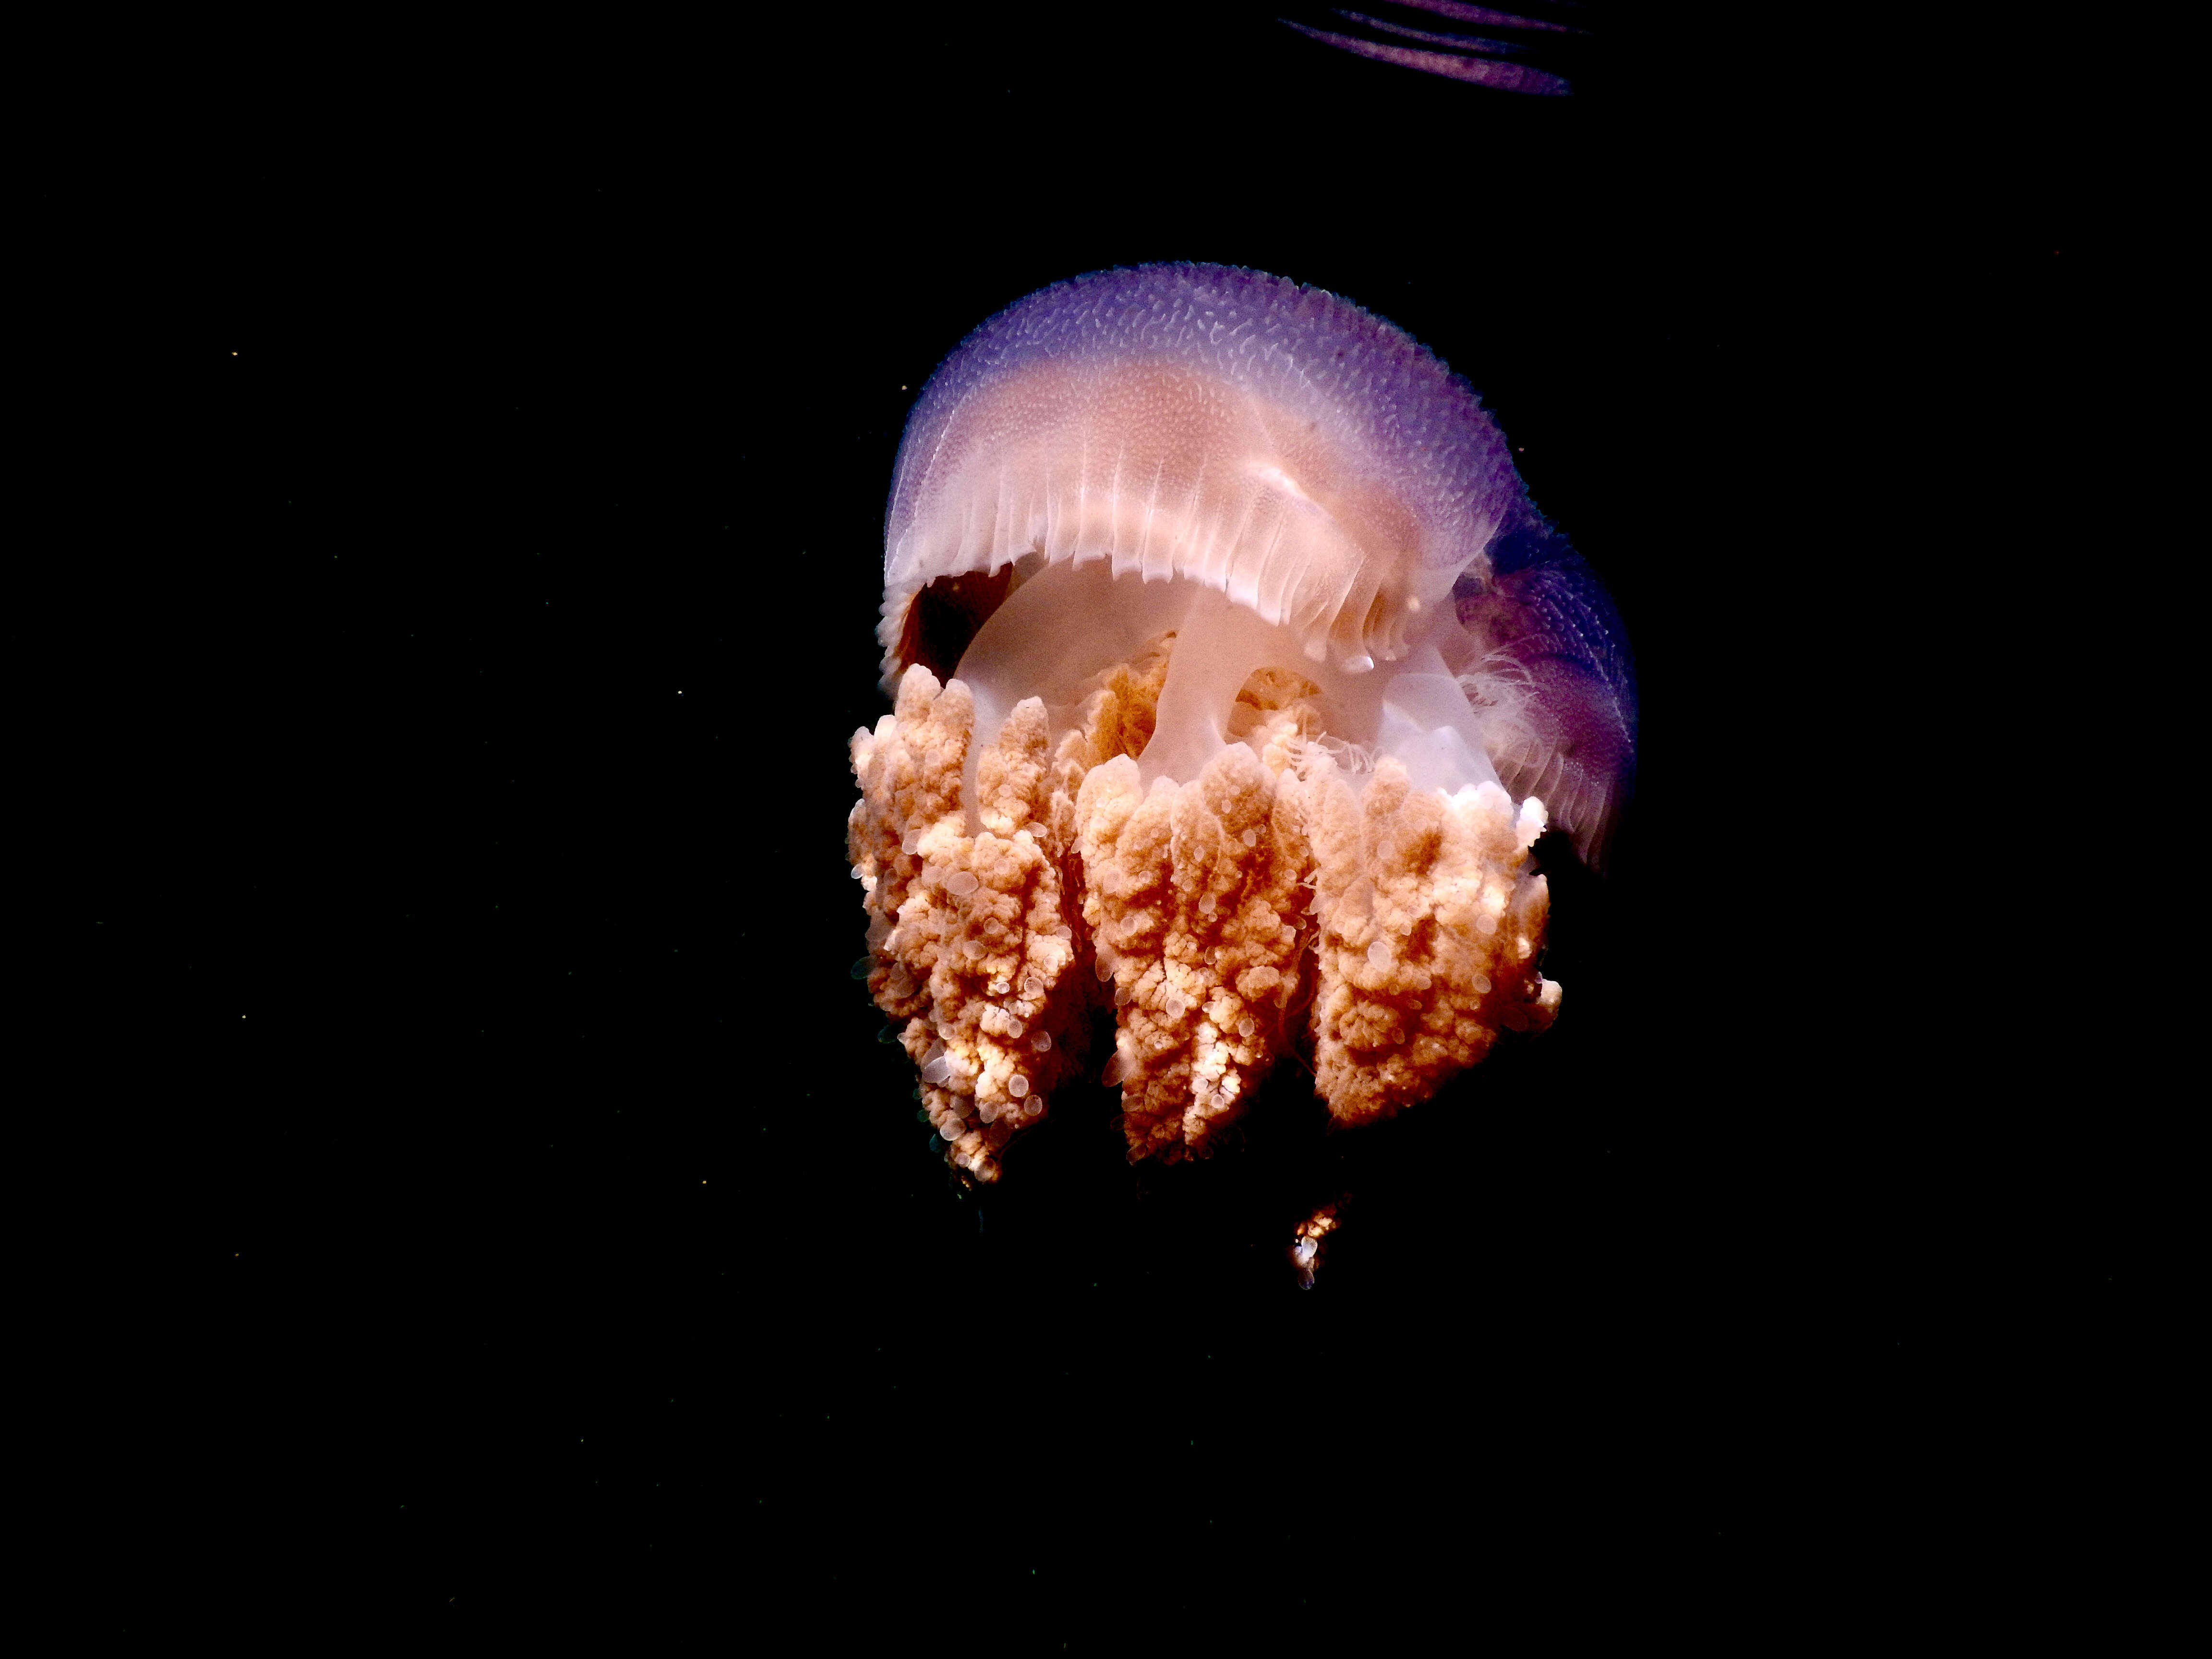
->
<box><xmin>1276</xmin><ymin>2</ymin><xmax>1593</xmax><ymax>98</ymax></box>
<box><xmin>882</xmin><ymin>264</ymin><xmax>1631</xmax><ymax>864</ymax></box>
<box><xmin>848</xmin><ymin>262</ymin><xmax>1633</xmax><ymax>1191</ymax></box>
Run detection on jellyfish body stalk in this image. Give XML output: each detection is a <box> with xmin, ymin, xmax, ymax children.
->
<box><xmin>1135</xmin><ymin>584</ymin><xmax>1292</xmax><ymax>788</ymax></box>
<box><xmin>957</xmin><ymin>558</ymin><xmax>1505</xmax><ymax>812</ymax></box>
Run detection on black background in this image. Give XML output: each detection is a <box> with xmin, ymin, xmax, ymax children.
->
<box><xmin>141</xmin><ymin>2</ymin><xmax>2152</xmax><ymax>1642</ymax></box>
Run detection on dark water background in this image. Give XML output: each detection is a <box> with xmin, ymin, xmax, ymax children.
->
<box><xmin>141</xmin><ymin>2</ymin><xmax>2152</xmax><ymax>1641</ymax></box>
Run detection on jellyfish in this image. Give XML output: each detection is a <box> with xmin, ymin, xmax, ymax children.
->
<box><xmin>846</xmin><ymin>262</ymin><xmax>1633</xmax><ymax>1190</ymax></box>
<box><xmin>1278</xmin><ymin>2</ymin><xmax>1590</xmax><ymax>96</ymax></box>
